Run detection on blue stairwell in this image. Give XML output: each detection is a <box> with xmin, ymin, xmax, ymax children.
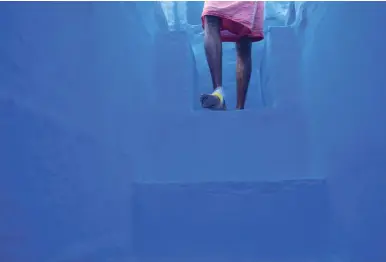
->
<box><xmin>1</xmin><ymin>2</ymin><xmax>385</xmax><ymax>262</ymax></box>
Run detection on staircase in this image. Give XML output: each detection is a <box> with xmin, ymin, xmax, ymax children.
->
<box><xmin>131</xmin><ymin>25</ymin><xmax>330</xmax><ymax>261</ymax></box>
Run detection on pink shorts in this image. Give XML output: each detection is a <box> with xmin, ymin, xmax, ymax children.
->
<box><xmin>201</xmin><ymin>1</ymin><xmax>265</xmax><ymax>42</ymax></box>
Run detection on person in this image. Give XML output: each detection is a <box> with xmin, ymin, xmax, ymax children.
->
<box><xmin>200</xmin><ymin>1</ymin><xmax>265</xmax><ymax>110</ymax></box>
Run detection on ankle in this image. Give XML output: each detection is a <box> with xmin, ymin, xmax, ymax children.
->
<box><xmin>213</xmin><ymin>86</ymin><xmax>224</xmax><ymax>94</ymax></box>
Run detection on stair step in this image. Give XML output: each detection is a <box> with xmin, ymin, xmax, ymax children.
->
<box><xmin>153</xmin><ymin>30</ymin><xmax>198</xmax><ymax>112</ymax></box>
<box><xmin>261</xmin><ymin>26</ymin><xmax>301</xmax><ymax>108</ymax></box>
<box><xmin>133</xmin><ymin>179</ymin><xmax>330</xmax><ymax>260</ymax></box>
<box><xmin>133</xmin><ymin>108</ymin><xmax>311</xmax><ymax>183</ymax></box>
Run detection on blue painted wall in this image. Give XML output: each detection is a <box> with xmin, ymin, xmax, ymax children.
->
<box><xmin>300</xmin><ymin>2</ymin><xmax>386</xmax><ymax>261</ymax></box>
<box><xmin>0</xmin><ymin>2</ymin><xmax>385</xmax><ymax>262</ymax></box>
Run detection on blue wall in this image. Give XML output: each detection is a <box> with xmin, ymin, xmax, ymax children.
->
<box><xmin>0</xmin><ymin>2</ymin><xmax>385</xmax><ymax>262</ymax></box>
<box><xmin>300</xmin><ymin>2</ymin><xmax>386</xmax><ymax>261</ymax></box>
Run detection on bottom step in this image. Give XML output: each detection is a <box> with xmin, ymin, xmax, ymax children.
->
<box><xmin>133</xmin><ymin>179</ymin><xmax>330</xmax><ymax>261</ymax></box>
<box><xmin>130</xmin><ymin>256</ymin><xmax>341</xmax><ymax>262</ymax></box>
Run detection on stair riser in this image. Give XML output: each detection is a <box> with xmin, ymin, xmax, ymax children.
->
<box><xmin>133</xmin><ymin>180</ymin><xmax>330</xmax><ymax>260</ymax></box>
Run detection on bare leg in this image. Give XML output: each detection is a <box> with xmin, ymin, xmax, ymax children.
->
<box><xmin>204</xmin><ymin>15</ymin><xmax>222</xmax><ymax>89</ymax></box>
<box><xmin>200</xmin><ymin>15</ymin><xmax>225</xmax><ymax>110</ymax></box>
<box><xmin>236</xmin><ymin>37</ymin><xmax>252</xmax><ymax>109</ymax></box>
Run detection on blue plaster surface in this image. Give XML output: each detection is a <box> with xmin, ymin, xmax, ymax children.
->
<box><xmin>1</xmin><ymin>2</ymin><xmax>385</xmax><ymax>262</ymax></box>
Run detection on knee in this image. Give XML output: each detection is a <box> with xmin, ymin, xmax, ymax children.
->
<box><xmin>236</xmin><ymin>38</ymin><xmax>252</xmax><ymax>56</ymax></box>
<box><xmin>204</xmin><ymin>15</ymin><xmax>220</xmax><ymax>31</ymax></box>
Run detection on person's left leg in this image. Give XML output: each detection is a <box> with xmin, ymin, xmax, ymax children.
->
<box><xmin>235</xmin><ymin>37</ymin><xmax>252</xmax><ymax>110</ymax></box>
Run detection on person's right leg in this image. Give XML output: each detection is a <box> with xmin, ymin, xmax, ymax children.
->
<box><xmin>235</xmin><ymin>37</ymin><xmax>252</xmax><ymax>110</ymax></box>
<box><xmin>200</xmin><ymin>15</ymin><xmax>226</xmax><ymax>110</ymax></box>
